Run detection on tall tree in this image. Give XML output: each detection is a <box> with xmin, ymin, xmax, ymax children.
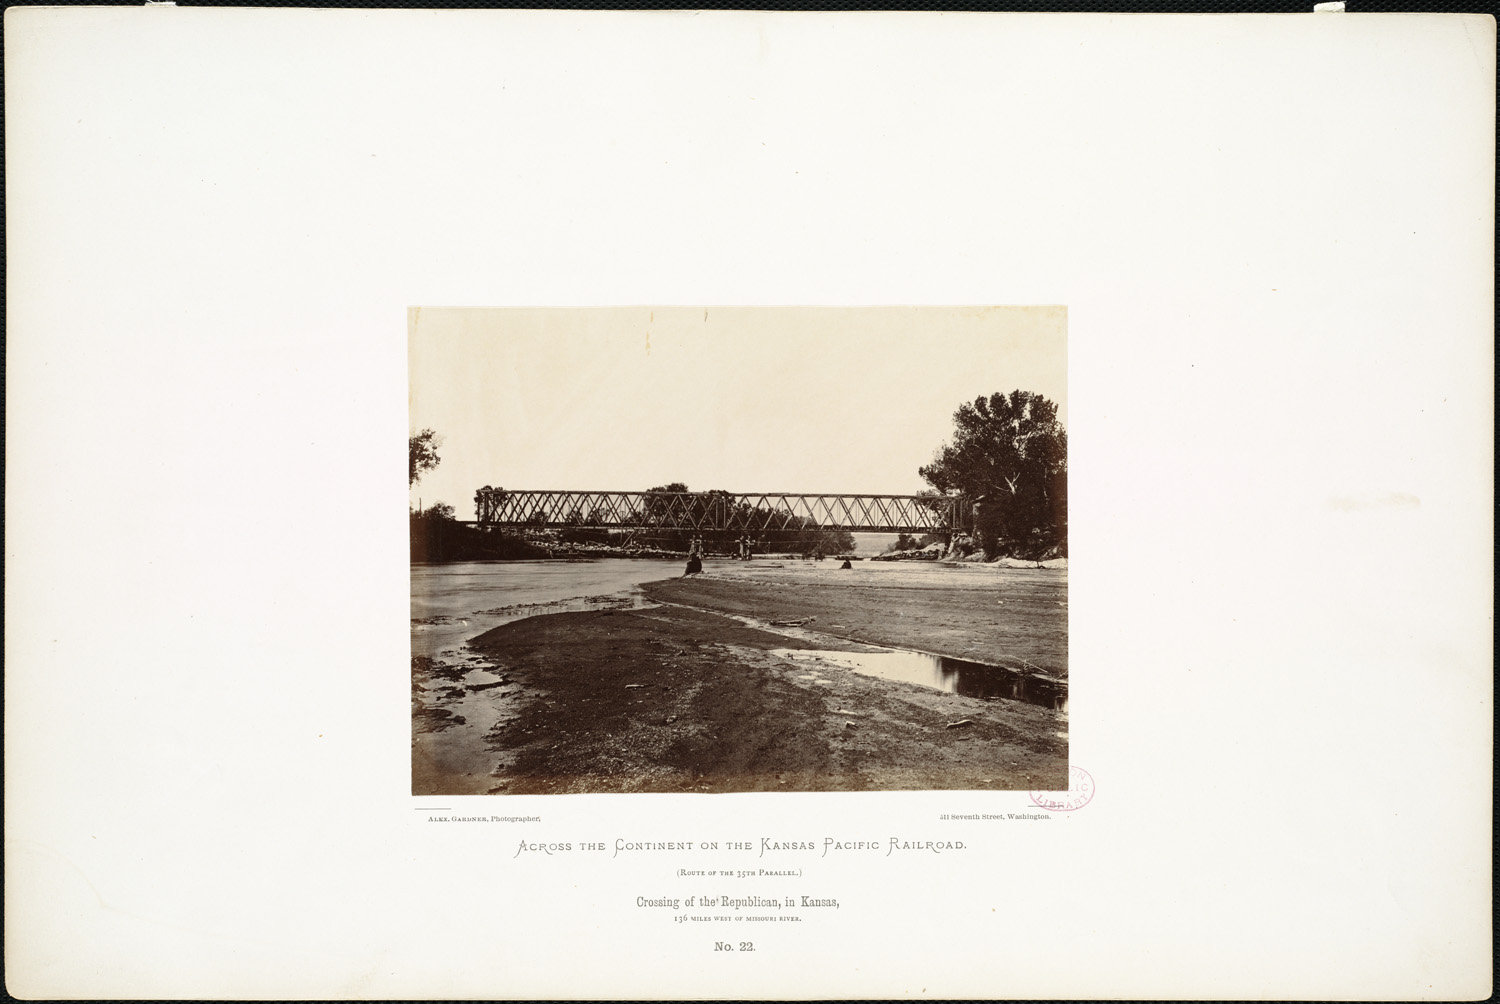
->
<box><xmin>919</xmin><ymin>391</ymin><xmax>1067</xmax><ymax>559</ymax></box>
<box><xmin>409</xmin><ymin>429</ymin><xmax>441</xmax><ymax>487</ymax></box>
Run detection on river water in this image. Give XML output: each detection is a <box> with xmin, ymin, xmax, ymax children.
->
<box><xmin>411</xmin><ymin>558</ymin><xmax>683</xmax><ymax>657</ymax></box>
<box><xmin>410</xmin><ymin>556</ymin><xmax>1052</xmax><ymax>655</ymax></box>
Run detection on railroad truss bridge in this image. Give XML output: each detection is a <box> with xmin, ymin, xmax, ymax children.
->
<box><xmin>471</xmin><ymin>488</ymin><xmax>974</xmax><ymax>537</ymax></box>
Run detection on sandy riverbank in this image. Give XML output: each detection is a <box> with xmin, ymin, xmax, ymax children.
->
<box><xmin>413</xmin><ymin>562</ymin><xmax>1067</xmax><ymax>795</ymax></box>
<box><xmin>645</xmin><ymin>563</ymin><xmax>1067</xmax><ymax>676</ymax></box>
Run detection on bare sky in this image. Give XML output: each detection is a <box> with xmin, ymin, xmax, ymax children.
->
<box><xmin>409</xmin><ymin>306</ymin><xmax>1066</xmax><ymax>519</ymax></box>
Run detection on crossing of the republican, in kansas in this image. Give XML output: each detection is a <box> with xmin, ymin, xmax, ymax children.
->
<box><xmin>410</xmin><ymin>306</ymin><xmax>1068</xmax><ymax>797</ymax></box>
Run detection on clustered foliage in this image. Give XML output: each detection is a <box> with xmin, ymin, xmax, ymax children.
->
<box><xmin>409</xmin><ymin>508</ymin><xmax>547</xmax><ymax>562</ymax></box>
<box><xmin>919</xmin><ymin>390</ymin><xmax>1067</xmax><ymax>561</ymax></box>
<box><xmin>635</xmin><ymin>484</ymin><xmax>856</xmax><ymax>556</ymax></box>
<box><xmin>409</xmin><ymin>429</ymin><xmax>441</xmax><ymax>488</ymax></box>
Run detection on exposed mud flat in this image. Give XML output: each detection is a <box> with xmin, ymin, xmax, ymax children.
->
<box><xmin>411</xmin><ymin>603</ymin><xmax>1066</xmax><ymax>795</ymax></box>
<box><xmin>411</xmin><ymin>561</ymin><xmax>1068</xmax><ymax>795</ymax></box>
<box><xmin>644</xmin><ymin>564</ymin><xmax>1067</xmax><ymax>676</ymax></box>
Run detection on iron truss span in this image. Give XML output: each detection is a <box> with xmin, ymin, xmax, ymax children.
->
<box><xmin>472</xmin><ymin>489</ymin><xmax>971</xmax><ymax>534</ymax></box>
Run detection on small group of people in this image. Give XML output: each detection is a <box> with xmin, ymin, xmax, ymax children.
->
<box><xmin>684</xmin><ymin>534</ymin><xmax>756</xmax><ymax>575</ymax></box>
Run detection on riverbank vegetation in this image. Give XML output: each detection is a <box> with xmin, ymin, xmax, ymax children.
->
<box><xmin>409</xmin><ymin>508</ymin><xmax>549</xmax><ymax>562</ymax></box>
<box><xmin>408</xmin><ymin>431</ymin><xmax>546</xmax><ymax>561</ymax></box>
<box><xmin>920</xmin><ymin>390</ymin><xmax>1067</xmax><ymax>561</ymax></box>
<box><xmin>630</xmin><ymin>483</ymin><xmax>856</xmax><ymax>557</ymax></box>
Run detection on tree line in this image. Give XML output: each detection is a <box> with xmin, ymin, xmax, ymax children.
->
<box><xmin>626</xmin><ymin>483</ymin><xmax>856</xmax><ymax>556</ymax></box>
<box><xmin>469</xmin><ymin>482</ymin><xmax>856</xmax><ymax>556</ymax></box>
<box><xmin>410</xmin><ymin>387</ymin><xmax>1065</xmax><ymax>563</ymax></box>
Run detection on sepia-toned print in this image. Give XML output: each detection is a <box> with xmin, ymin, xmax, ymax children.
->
<box><xmin>410</xmin><ymin>306</ymin><xmax>1067</xmax><ymax>795</ymax></box>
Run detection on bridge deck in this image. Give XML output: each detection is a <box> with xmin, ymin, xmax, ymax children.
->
<box><xmin>472</xmin><ymin>489</ymin><xmax>969</xmax><ymax>534</ymax></box>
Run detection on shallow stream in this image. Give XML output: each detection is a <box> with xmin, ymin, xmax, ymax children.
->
<box><xmin>770</xmin><ymin>648</ymin><xmax>1067</xmax><ymax>712</ymax></box>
